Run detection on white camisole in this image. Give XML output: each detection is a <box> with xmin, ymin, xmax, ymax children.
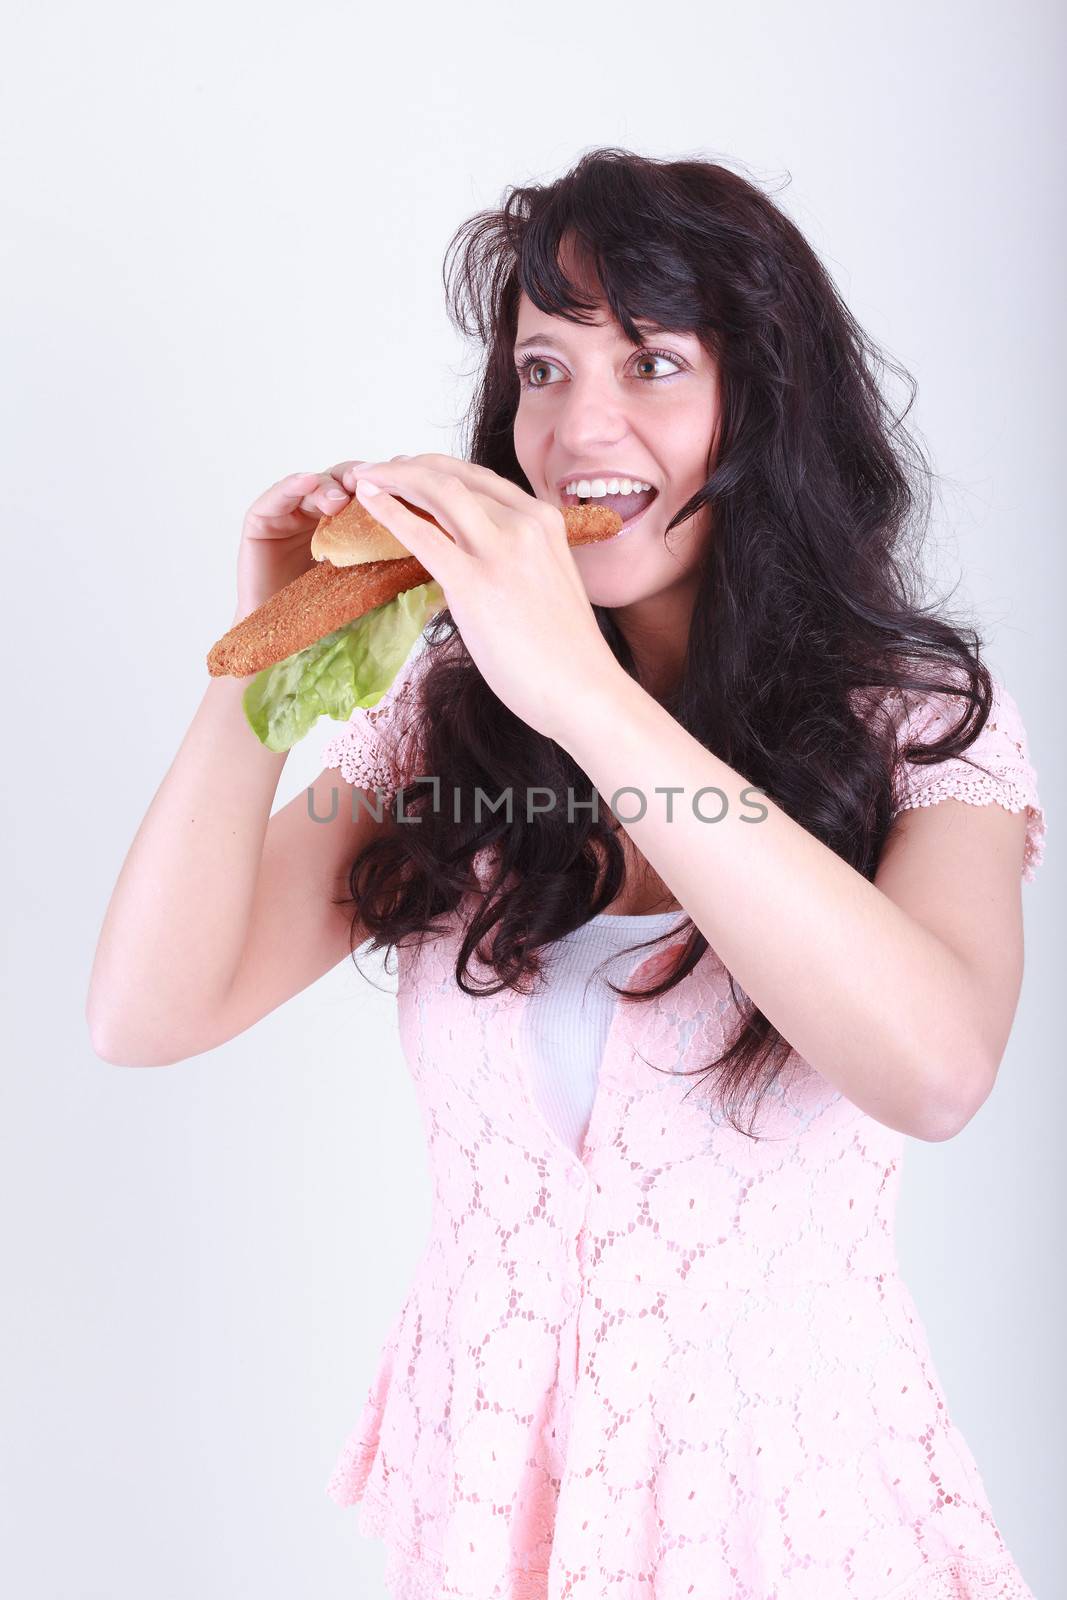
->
<box><xmin>520</xmin><ymin>911</ymin><xmax>687</xmax><ymax>1156</ymax></box>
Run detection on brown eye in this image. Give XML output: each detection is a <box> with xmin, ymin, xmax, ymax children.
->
<box><xmin>515</xmin><ymin>355</ymin><xmax>561</xmax><ymax>389</ymax></box>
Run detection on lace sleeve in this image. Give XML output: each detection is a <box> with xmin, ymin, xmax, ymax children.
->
<box><xmin>319</xmin><ymin>639</ymin><xmax>429</xmax><ymax>802</ymax></box>
<box><xmin>892</xmin><ymin>673</ymin><xmax>1046</xmax><ymax>883</ymax></box>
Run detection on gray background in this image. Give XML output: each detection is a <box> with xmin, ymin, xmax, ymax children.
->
<box><xmin>2</xmin><ymin>0</ymin><xmax>1061</xmax><ymax>1594</ymax></box>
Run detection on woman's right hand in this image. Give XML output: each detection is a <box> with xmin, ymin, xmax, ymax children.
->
<box><xmin>232</xmin><ymin>459</ymin><xmax>370</xmax><ymax>621</ymax></box>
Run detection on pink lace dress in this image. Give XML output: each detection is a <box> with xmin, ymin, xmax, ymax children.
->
<box><xmin>319</xmin><ymin>643</ymin><xmax>1047</xmax><ymax>1600</ymax></box>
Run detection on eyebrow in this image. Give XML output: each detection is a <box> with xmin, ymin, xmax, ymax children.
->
<box><xmin>514</xmin><ymin>323</ymin><xmax>682</xmax><ymax>354</ymax></box>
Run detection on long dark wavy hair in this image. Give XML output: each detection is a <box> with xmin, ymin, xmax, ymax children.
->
<box><xmin>334</xmin><ymin>146</ymin><xmax>994</xmax><ymax>1138</ymax></box>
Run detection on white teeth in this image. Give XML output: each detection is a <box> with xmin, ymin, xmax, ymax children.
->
<box><xmin>563</xmin><ymin>477</ymin><xmax>653</xmax><ymax>498</ymax></box>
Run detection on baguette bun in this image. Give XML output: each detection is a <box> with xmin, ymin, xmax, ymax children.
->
<box><xmin>310</xmin><ymin>495</ymin><xmax>432</xmax><ymax>565</ymax></box>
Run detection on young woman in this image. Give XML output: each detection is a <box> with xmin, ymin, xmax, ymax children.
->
<box><xmin>88</xmin><ymin>149</ymin><xmax>1045</xmax><ymax>1598</ymax></box>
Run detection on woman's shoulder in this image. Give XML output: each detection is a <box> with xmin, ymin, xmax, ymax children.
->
<box><xmin>853</xmin><ymin>664</ymin><xmax>1046</xmax><ymax>882</ymax></box>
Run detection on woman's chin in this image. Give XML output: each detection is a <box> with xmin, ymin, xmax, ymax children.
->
<box><xmin>579</xmin><ymin>569</ymin><xmax>658</xmax><ymax>609</ymax></box>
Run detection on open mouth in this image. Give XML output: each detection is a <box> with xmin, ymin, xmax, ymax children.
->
<box><xmin>561</xmin><ymin>485</ymin><xmax>660</xmax><ymax>529</ymax></box>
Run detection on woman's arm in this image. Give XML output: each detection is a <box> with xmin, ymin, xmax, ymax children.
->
<box><xmin>550</xmin><ymin>670</ymin><xmax>1031</xmax><ymax>1143</ymax></box>
<box><xmin>86</xmin><ymin>671</ymin><xmax>287</xmax><ymax>1065</ymax></box>
<box><xmin>85</xmin><ymin>669</ymin><xmax>384</xmax><ymax>1068</ymax></box>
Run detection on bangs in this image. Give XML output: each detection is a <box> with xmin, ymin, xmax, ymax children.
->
<box><xmin>505</xmin><ymin>190</ymin><xmax>705</xmax><ymax>346</ymax></box>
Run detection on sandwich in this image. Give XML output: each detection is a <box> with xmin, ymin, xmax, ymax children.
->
<box><xmin>206</xmin><ymin>492</ymin><xmax>623</xmax><ymax>751</ymax></box>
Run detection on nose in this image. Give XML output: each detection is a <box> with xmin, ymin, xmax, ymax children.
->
<box><xmin>551</xmin><ymin>373</ymin><xmax>632</xmax><ymax>457</ymax></box>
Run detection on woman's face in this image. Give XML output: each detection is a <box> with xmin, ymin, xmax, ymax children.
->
<box><xmin>511</xmin><ymin>280</ymin><xmax>721</xmax><ymax>617</ymax></box>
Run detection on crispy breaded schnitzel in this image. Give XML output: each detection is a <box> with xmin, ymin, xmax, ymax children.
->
<box><xmin>207</xmin><ymin>555</ymin><xmax>432</xmax><ymax>679</ymax></box>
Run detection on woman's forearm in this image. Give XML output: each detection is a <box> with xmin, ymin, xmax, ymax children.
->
<box><xmin>86</xmin><ymin>667</ymin><xmax>288</xmax><ymax>1064</ymax></box>
<box><xmin>549</xmin><ymin>669</ymin><xmax>985</xmax><ymax>1141</ymax></box>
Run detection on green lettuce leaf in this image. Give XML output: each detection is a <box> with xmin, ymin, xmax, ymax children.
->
<box><xmin>241</xmin><ymin>580</ymin><xmax>445</xmax><ymax>752</ymax></box>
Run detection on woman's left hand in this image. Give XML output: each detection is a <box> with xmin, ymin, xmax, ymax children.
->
<box><xmin>349</xmin><ymin>452</ymin><xmax>623</xmax><ymax>743</ymax></box>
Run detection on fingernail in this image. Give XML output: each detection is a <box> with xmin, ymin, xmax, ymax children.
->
<box><xmin>356</xmin><ymin>479</ymin><xmax>381</xmax><ymax>497</ymax></box>
<box><xmin>325</xmin><ymin>488</ymin><xmax>347</xmax><ymax>500</ymax></box>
